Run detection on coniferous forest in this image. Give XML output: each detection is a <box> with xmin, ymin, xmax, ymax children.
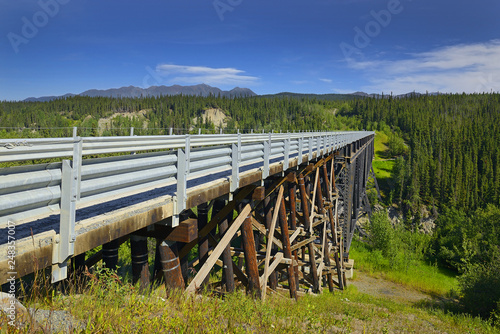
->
<box><xmin>2</xmin><ymin>92</ymin><xmax>500</xmax><ymax>319</ymax></box>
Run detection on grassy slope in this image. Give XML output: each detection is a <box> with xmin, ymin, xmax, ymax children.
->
<box><xmin>350</xmin><ymin>239</ymin><xmax>458</xmax><ymax>297</ymax></box>
<box><xmin>371</xmin><ymin>131</ymin><xmax>395</xmax><ymax>200</ymax></box>
<box><xmin>13</xmin><ymin>271</ymin><xmax>495</xmax><ymax>333</ymax></box>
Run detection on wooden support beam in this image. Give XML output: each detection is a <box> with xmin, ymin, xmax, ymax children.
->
<box><xmin>251</xmin><ymin>217</ymin><xmax>283</xmax><ymax>249</ymax></box>
<box><xmin>263</xmin><ymin>189</ymin><xmax>279</xmax><ymax>290</ymax></box>
<box><xmin>206</xmin><ymin>233</ymin><xmax>246</xmax><ymax>287</ymax></box>
<box><xmin>309</xmin><ymin>168</ymin><xmax>320</xmax><ymax>227</ymax></box>
<box><xmin>179</xmin><ymin>185</ymin><xmax>256</xmax><ymax>259</ymax></box>
<box><xmin>261</xmin><ymin>186</ymin><xmax>283</xmax><ymax>300</ymax></box>
<box><xmin>252</xmin><ymin>186</ymin><xmax>266</xmax><ymax>201</ymax></box>
<box><xmin>197</xmin><ymin>202</ymin><xmax>209</xmax><ymax>287</ymax></box>
<box><xmin>278</xmin><ymin>193</ymin><xmax>298</xmax><ymax>300</ymax></box>
<box><xmin>287</xmin><ymin>174</ymin><xmax>300</xmax><ymax>288</ymax></box>
<box><xmin>298</xmin><ymin>173</ymin><xmax>320</xmax><ymax>292</ymax></box>
<box><xmin>241</xmin><ymin>213</ymin><xmax>262</xmax><ymax>298</ymax></box>
<box><xmin>289</xmin><ymin>227</ymin><xmax>304</xmax><ymax>244</ymax></box>
<box><xmin>165</xmin><ymin>218</ymin><xmax>198</xmax><ymax>243</ymax></box>
<box><xmin>186</xmin><ymin>204</ymin><xmax>252</xmax><ymax>293</ymax></box>
<box><xmin>290</xmin><ymin>236</ymin><xmax>317</xmax><ymax>252</ymax></box>
<box><xmin>213</xmin><ymin>198</ymin><xmax>235</xmax><ymax>292</ymax></box>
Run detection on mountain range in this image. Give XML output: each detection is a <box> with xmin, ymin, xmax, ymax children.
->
<box><xmin>23</xmin><ymin>84</ymin><xmax>256</xmax><ymax>102</ymax></box>
<box><xmin>22</xmin><ymin>84</ymin><xmax>442</xmax><ymax>102</ymax></box>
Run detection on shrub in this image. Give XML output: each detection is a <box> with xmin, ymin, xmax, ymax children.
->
<box><xmin>368</xmin><ymin>211</ymin><xmax>395</xmax><ymax>259</ymax></box>
<box><xmin>459</xmin><ymin>257</ymin><xmax>500</xmax><ymax>319</ymax></box>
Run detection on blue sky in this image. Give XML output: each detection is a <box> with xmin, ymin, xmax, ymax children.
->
<box><xmin>1</xmin><ymin>0</ymin><xmax>499</xmax><ymax>100</ymax></box>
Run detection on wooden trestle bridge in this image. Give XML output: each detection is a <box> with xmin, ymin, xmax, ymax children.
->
<box><xmin>0</xmin><ymin>130</ymin><xmax>375</xmax><ymax>299</ymax></box>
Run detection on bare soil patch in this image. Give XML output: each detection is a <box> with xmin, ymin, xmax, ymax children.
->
<box><xmin>350</xmin><ymin>270</ymin><xmax>431</xmax><ymax>304</ymax></box>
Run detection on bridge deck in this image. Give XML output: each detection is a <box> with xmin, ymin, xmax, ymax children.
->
<box><xmin>0</xmin><ymin>151</ymin><xmax>311</xmax><ymax>283</ymax></box>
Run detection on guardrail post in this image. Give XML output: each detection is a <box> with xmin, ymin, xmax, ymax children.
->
<box><xmin>230</xmin><ymin>133</ymin><xmax>241</xmax><ymax>192</ymax></box>
<box><xmin>298</xmin><ymin>134</ymin><xmax>304</xmax><ymax>168</ymax></box>
<box><xmin>169</xmin><ymin>128</ymin><xmax>173</xmax><ymax>136</ymax></box>
<box><xmin>284</xmin><ymin>133</ymin><xmax>290</xmax><ymax>171</ymax></box>
<box><xmin>130</xmin><ymin>127</ymin><xmax>134</xmax><ymax>136</ymax></box>
<box><xmin>174</xmin><ymin>147</ymin><xmax>187</xmax><ymax>227</ymax></box>
<box><xmin>51</xmin><ymin>133</ymin><xmax>83</xmax><ymax>283</ymax></box>
<box><xmin>263</xmin><ymin>133</ymin><xmax>271</xmax><ymax>179</ymax></box>
<box><xmin>185</xmin><ymin>134</ymin><xmax>191</xmax><ymax>174</ymax></box>
<box><xmin>316</xmin><ymin>135</ymin><xmax>320</xmax><ymax>157</ymax></box>
<box><xmin>52</xmin><ymin>159</ymin><xmax>77</xmax><ymax>283</ymax></box>
<box><xmin>308</xmin><ymin>136</ymin><xmax>313</xmax><ymax>161</ymax></box>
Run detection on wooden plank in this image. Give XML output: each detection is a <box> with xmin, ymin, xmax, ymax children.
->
<box><xmin>186</xmin><ymin>204</ymin><xmax>252</xmax><ymax>293</ymax></box>
<box><xmin>290</xmin><ymin>236</ymin><xmax>317</xmax><ymax>252</ymax></box>
<box><xmin>309</xmin><ymin>168</ymin><xmax>320</xmax><ymax>231</ymax></box>
<box><xmin>261</xmin><ymin>186</ymin><xmax>284</xmax><ymax>300</ymax></box>
<box><xmin>260</xmin><ymin>252</ymin><xmax>284</xmax><ymax>287</ymax></box>
<box><xmin>263</xmin><ymin>191</ymin><xmax>278</xmax><ymax>290</ymax></box>
<box><xmin>251</xmin><ymin>217</ymin><xmax>283</xmax><ymax>249</ymax></box>
<box><xmin>289</xmin><ymin>227</ymin><xmax>303</xmax><ymax>244</ymax></box>
<box><xmin>288</xmin><ymin>177</ymin><xmax>300</xmax><ymax>288</ymax></box>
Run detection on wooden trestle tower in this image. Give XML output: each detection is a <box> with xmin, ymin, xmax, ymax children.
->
<box><xmin>93</xmin><ymin>136</ymin><xmax>375</xmax><ymax>299</ymax></box>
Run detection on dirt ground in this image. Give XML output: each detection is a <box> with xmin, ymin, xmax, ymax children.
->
<box><xmin>349</xmin><ymin>271</ymin><xmax>431</xmax><ymax>304</ymax></box>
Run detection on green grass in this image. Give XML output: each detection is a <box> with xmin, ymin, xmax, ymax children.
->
<box><xmin>374</xmin><ymin>131</ymin><xmax>390</xmax><ymax>160</ymax></box>
<box><xmin>9</xmin><ymin>268</ymin><xmax>495</xmax><ymax>333</ymax></box>
<box><xmin>372</xmin><ymin>131</ymin><xmax>397</xmax><ymax>200</ymax></box>
<box><xmin>372</xmin><ymin>160</ymin><xmax>396</xmax><ymax>181</ymax></box>
<box><xmin>350</xmin><ymin>239</ymin><xmax>458</xmax><ymax>297</ymax></box>
<box><xmin>4</xmin><ymin>256</ymin><xmax>497</xmax><ymax>333</ymax></box>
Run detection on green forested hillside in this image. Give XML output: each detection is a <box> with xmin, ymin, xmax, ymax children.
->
<box><xmin>0</xmin><ymin>95</ymin><xmax>360</xmax><ymax>138</ymax></box>
<box><xmin>343</xmin><ymin>93</ymin><xmax>500</xmax><ymax>212</ymax></box>
<box><xmin>342</xmin><ymin>93</ymin><xmax>500</xmax><ymax>319</ymax></box>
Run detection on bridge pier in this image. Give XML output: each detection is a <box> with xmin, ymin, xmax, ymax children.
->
<box><xmin>102</xmin><ymin>239</ymin><xmax>120</xmax><ymax>270</ymax></box>
<box><xmin>213</xmin><ymin>198</ymin><xmax>235</xmax><ymax>292</ymax></box>
<box><xmin>197</xmin><ymin>202</ymin><xmax>210</xmax><ymax>288</ymax></box>
<box><xmin>159</xmin><ymin>240</ymin><xmax>184</xmax><ymax>294</ymax></box>
<box><xmin>130</xmin><ymin>235</ymin><xmax>150</xmax><ymax>291</ymax></box>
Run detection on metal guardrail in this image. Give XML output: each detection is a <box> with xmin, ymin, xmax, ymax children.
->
<box><xmin>0</xmin><ymin>130</ymin><xmax>374</xmax><ymax>281</ymax></box>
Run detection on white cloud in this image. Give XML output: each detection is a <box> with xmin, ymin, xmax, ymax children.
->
<box><xmin>155</xmin><ymin>64</ymin><xmax>258</xmax><ymax>86</ymax></box>
<box><xmin>348</xmin><ymin>40</ymin><xmax>500</xmax><ymax>94</ymax></box>
<box><xmin>319</xmin><ymin>78</ymin><xmax>333</xmax><ymax>83</ymax></box>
